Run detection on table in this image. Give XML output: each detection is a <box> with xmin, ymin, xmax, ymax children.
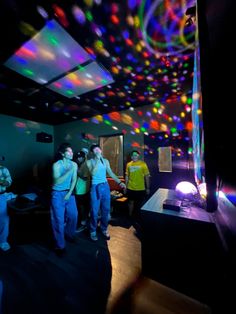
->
<box><xmin>140</xmin><ymin>188</ymin><xmax>225</xmax><ymax>307</ymax></box>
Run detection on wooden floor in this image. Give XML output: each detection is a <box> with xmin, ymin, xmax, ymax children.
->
<box><xmin>0</xmin><ymin>213</ymin><xmax>212</xmax><ymax>314</ymax></box>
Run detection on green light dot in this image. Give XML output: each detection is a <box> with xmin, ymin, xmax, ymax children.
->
<box><xmin>154</xmin><ymin>101</ymin><xmax>161</xmax><ymax>108</ymax></box>
<box><xmin>49</xmin><ymin>36</ymin><xmax>58</xmax><ymax>46</ymax></box>
<box><xmin>86</xmin><ymin>11</ymin><xmax>93</xmax><ymax>22</ymax></box>
<box><xmin>66</xmin><ymin>90</ymin><xmax>74</xmax><ymax>96</ymax></box>
<box><xmin>187</xmin><ymin>98</ymin><xmax>192</xmax><ymax>104</ymax></box>
<box><xmin>23</xmin><ymin>69</ymin><xmax>34</xmax><ymax>76</ymax></box>
<box><xmin>105</xmin><ymin>120</ymin><xmax>111</xmax><ymax>126</ymax></box>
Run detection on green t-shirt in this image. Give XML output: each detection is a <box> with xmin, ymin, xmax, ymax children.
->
<box><xmin>74</xmin><ymin>162</ymin><xmax>90</xmax><ymax>195</ymax></box>
<box><xmin>126</xmin><ymin>160</ymin><xmax>149</xmax><ymax>191</ymax></box>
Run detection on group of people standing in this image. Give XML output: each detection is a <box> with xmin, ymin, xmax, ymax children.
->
<box><xmin>0</xmin><ymin>143</ymin><xmax>150</xmax><ymax>255</ymax></box>
<box><xmin>50</xmin><ymin>143</ymin><xmax>127</xmax><ymax>255</ymax></box>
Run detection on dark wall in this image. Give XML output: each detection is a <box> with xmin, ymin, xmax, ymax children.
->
<box><xmin>198</xmin><ymin>2</ymin><xmax>236</xmax><ymax>309</ymax></box>
<box><xmin>141</xmin><ymin>210</ymin><xmax>227</xmax><ymax>312</ymax></box>
<box><xmin>144</xmin><ymin>130</ymin><xmax>195</xmax><ymax>195</ymax></box>
<box><xmin>198</xmin><ymin>0</ymin><xmax>235</xmax><ymax>190</ymax></box>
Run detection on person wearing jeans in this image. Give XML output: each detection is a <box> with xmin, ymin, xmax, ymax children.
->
<box><xmin>50</xmin><ymin>143</ymin><xmax>78</xmax><ymax>256</ymax></box>
<box><xmin>87</xmin><ymin>144</ymin><xmax>126</xmax><ymax>241</ymax></box>
<box><xmin>0</xmin><ymin>164</ymin><xmax>12</xmax><ymax>252</ymax></box>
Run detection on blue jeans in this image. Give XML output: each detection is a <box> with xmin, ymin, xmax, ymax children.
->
<box><xmin>0</xmin><ymin>194</ymin><xmax>9</xmax><ymax>244</ymax></box>
<box><xmin>50</xmin><ymin>191</ymin><xmax>78</xmax><ymax>249</ymax></box>
<box><xmin>90</xmin><ymin>182</ymin><xmax>111</xmax><ymax>233</ymax></box>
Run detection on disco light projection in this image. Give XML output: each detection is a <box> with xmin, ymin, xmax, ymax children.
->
<box><xmin>48</xmin><ymin>62</ymin><xmax>114</xmax><ymax>98</ymax></box>
<box><xmin>4</xmin><ymin>19</ymin><xmax>114</xmax><ymax>98</ymax></box>
<box><xmin>1</xmin><ymin>1</ymin><xmax>195</xmax><ymax>130</ymax></box>
<box><xmin>4</xmin><ymin>20</ymin><xmax>91</xmax><ymax>84</ymax></box>
<box><xmin>191</xmin><ymin>44</ymin><xmax>204</xmax><ymax>185</ymax></box>
<box><xmin>138</xmin><ymin>0</ymin><xmax>196</xmax><ymax>56</ymax></box>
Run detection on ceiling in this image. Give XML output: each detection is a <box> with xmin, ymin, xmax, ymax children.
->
<box><xmin>0</xmin><ymin>0</ymin><xmax>196</xmax><ymax>126</ymax></box>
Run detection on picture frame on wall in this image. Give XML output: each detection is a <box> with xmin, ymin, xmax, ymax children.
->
<box><xmin>158</xmin><ymin>146</ymin><xmax>172</xmax><ymax>172</ymax></box>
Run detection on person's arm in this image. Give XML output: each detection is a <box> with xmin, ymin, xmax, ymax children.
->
<box><xmin>52</xmin><ymin>162</ymin><xmax>74</xmax><ymax>185</ymax></box>
<box><xmin>105</xmin><ymin>159</ymin><xmax>126</xmax><ymax>189</ymax></box>
<box><xmin>145</xmin><ymin>174</ymin><xmax>150</xmax><ymax>195</ymax></box>
<box><xmin>86</xmin><ymin>159</ymin><xmax>100</xmax><ymax>176</ymax></box>
<box><xmin>0</xmin><ymin>167</ymin><xmax>12</xmax><ymax>187</ymax></box>
<box><xmin>143</xmin><ymin>162</ymin><xmax>150</xmax><ymax>195</ymax></box>
<box><xmin>124</xmin><ymin>164</ymin><xmax>129</xmax><ymax>193</ymax></box>
<box><xmin>125</xmin><ymin>174</ymin><xmax>129</xmax><ymax>187</ymax></box>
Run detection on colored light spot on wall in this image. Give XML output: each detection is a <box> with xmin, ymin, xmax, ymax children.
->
<box><xmin>126</xmin><ymin>14</ymin><xmax>134</xmax><ymax>26</ymax></box>
<box><xmin>111</xmin><ymin>66</ymin><xmax>119</xmax><ymax>74</ymax></box>
<box><xmin>85</xmin><ymin>11</ymin><xmax>93</xmax><ymax>22</ymax></box>
<box><xmin>15</xmin><ymin>121</ymin><xmax>26</xmax><ymax>128</ymax></box>
<box><xmin>187</xmin><ymin>97</ymin><xmax>192</xmax><ymax>105</ymax></box>
<box><xmin>20</xmin><ymin>22</ymin><xmax>37</xmax><ymax>37</ymax></box>
<box><xmin>134</xmin><ymin>16</ymin><xmax>140</xmax><ymax>28</ymax></box>
<box><xmin>185</xmin><ymin>105</ymin><xmax>191</xmax><ymax>112</ymax></box>
<box><xmin>185</xmin><ymin>121</ymin><xmax>193</xmax><ymax>131</ymax></box>
<box><xmin>111</xmin><ymin>15</ymin><xmax>119</xmax><ymax>25</ymax></box>
<box><xmin>160</xmin><ymin>124</ymin><xmax>168</xmax><ymax>132</ymax></box>
<box><xmin>121</xmin><ymin>113</ymin><xmax>133</xmax><ymax>125</ymax></box>
<box><xmin>150</xmin><ymin>120</ymin><xmax>159</xmax><ymax>130</ymax></box>
<box><xmin>109</xmin><ymin>112</ymin><xmax>121</xmax><ymax>122</ymax></box>
<box><xmin>132</xmin><ymin>142</ymin><xmax>141</xmax><ymax>148</ymax></box>
<box><xmin>72</xmin><ymin>6</ymin><xmax>86</xmax><ymax>24</ymax></box>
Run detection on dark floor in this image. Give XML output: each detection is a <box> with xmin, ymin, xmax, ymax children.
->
<box><xmin>0</xmin><ymin>213</ymin><xmax>141</xmax><ymax>314</ymax></box>
<box><xmin>1</xmin><ymin>209</ymin><xmax>223</xmax><ymax>314</ymax></box>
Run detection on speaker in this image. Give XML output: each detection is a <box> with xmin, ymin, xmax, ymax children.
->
<box><xmin>162</xmin><ymin>199</ymin><xmax>181</xmax><ymax>211</ymax></box>
<box><xmin>36</xmin><ymin>132</ymin><xmax>53</xmax><ymax>143</ymax></box>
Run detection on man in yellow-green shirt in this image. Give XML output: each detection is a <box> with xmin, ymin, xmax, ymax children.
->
<box><xmin>125</xmin><ymin>150</ymin><xmax>150</xmax><ymax>218</ymax></box>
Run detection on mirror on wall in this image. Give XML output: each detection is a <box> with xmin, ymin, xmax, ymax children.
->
<box><xmin>99</xmin><ymin>133</ymin><xmax>124</xmax><ymax>177</ymax></box>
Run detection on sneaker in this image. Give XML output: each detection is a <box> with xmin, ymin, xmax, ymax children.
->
<box><xmin>90</xmin><ymin>232</ymin><xmax>98</xmax><ymax>241</ymax></box>
<box><xmin>101</xmin><ymin>230</ymin><xmax>110</xmax><ymax>240</ymax></box>
<box><xmin>75</xmin><ymin>225</ymin><xmax>86</xmax><ymax>233</ymax></box>
<box><xmin>0</xmin><ymin>242</ymin><xmax>11</xmax><ymax>251</ymax></box>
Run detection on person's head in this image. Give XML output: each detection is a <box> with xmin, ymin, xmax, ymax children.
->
<box><xmin>57</xmin><ymin>143</ymin><xmax>73</xmax><ymax>160</ymax></box>
<box><xmin>90</xmin><ymin>144</ymin><xmax>102</xmax><ymax>155</ymax></box>
<box><xmin>81</xmin><ymin>148</ymin><xmax>89</xmax><ymax>156</ymax></box>
<box><xmin>76</xmin><ymin>150</ymin><xmax>86</xmax><ymax>162</ymax></box>
<box><xmin>130</xmin><ymin>150</ymin><xmax>140</xmax><ymax>162</ymax></box>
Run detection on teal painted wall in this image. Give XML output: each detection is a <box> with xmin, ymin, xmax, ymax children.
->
<box><xmin>0</xmin><ymin>114</ymin><xmax>54</xmax><ymax>190</ymax></box>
